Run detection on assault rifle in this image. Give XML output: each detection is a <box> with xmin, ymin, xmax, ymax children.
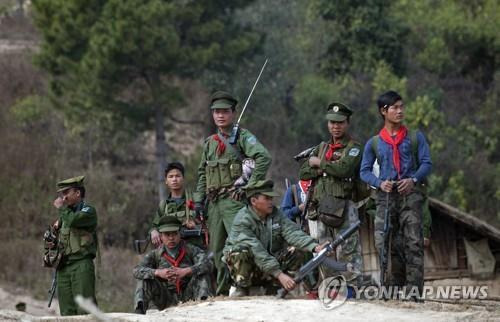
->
<box><xmin>379</xmin><ymin>192</ymin><xmax>390</xmax><ymax>287</ymax></box>
<box><xmin>276</xmin><ymin>220</ymin><xmax>361</xmax><ymax>298</ymax></box>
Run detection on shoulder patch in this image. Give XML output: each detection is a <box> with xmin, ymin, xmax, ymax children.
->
<box><xmin>247</xmin><ymin>135</ymin><xmax>257</xmax><ymax>145</ymax></box>
<box><xmin>81</xmin><ymin>206</ymin><xmax>91</xmax><ymax>213</ymax></box>
<box><xmin>348</xmin><ymin>147</ymin><xmax>360</xmax><ymax>157</ymax></box>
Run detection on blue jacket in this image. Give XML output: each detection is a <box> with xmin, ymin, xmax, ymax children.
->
<box><xmin>360</xmin><ymin>130</ymin><xmax>432</xmax><ymax>188</ymax></box>
<box><xmin>280</xmin><ymin>185</ymin><xmax>305</xmax><ymax>220</ymax></box>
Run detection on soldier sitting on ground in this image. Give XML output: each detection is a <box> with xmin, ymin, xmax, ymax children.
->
<box><xmin>223</xmin><ymin>180</ymin><xmax>325</xmax><ymax>296</ymax></box>
<box><xmin>133</xmin><ymin>216</ymin><xmax>213</xmax><ymax>314</ymax></box>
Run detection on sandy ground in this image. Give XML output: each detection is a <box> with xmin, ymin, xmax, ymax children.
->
<box><xmin>0</xmin><ymin>286</ymin><xmax>59</xmax><ymax>317</ymax></box>
<box><xmin>1</xmin><ymin>294</ymin><xmax>499</xmax><ymax>322</ymax></box>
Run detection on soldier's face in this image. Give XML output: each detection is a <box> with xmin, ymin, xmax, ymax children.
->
<box><xmin>212</xmin><ymin>108</ymin><xmax>234</xmax><ymax>129</ymax></box>
<box><xmin>328</xmin><ymin>120</ymin><xmax>349</xmax><ymax>140</ymax></box>
<box><xmin>251</xmin><ymin>194</ymin><xmax>274</xmax><ymax>216</ymax></box>
<box><xmin>160</xmin><ymin>231</ymin><xmax>181</xmax><ymax>249</ymax></box>
<box><xmin>165</xmin><ymin>169</ymin><xmax>184</xmax><ymax>191</ymax></box>
<box><xmin>60</xmin><ymin>188</ymin><xmax>81</xmax><ymax>207</ymax></box>
<box><xmin>382</xmin><ymin>100</ymin><xmax>405</xmax><ymax>124</ymax></box>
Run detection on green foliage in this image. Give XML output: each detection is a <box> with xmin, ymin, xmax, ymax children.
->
<box><xmin>312</xmin><ymin>0</ymin><xmax>407</xmax><ymax>76</ymax></box>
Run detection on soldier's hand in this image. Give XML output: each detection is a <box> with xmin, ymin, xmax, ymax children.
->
<box><xmin>154</xmin><ymin>268</ymin><xmax>172</xmax><ymax>280</ymax></box>
<box><xmin>52</xmin><ymin>219</ymin><xmax>60</xmax><ymax>230</ymax></box>
<box><xmin>308</xmin><ymin>156</ymin><xmax>321</xmax><ymax>168</ymax></box>
<box><xmin>184</xmin><ymin>219</ymin><xmax>196</xmax><ymax>229</ymax></box>
<box><xmin>170</xmin><ymin>267</ymin><xmax>192</xmax><ymax>280</ymax></box>
<box><xmin>150</xmin><ymin>229</ymin><xmax>161</xmax><ymax>247</ymax></box>
<box><xmin>277</xmin><ymin>272</ymin><xmax>296</xmax><ymax>291</ymax></box>
<box><xmin>397</xmin><ymin>178</ymin><xmax>414</xmax><ymax>195</ymax></box>
<box><xmin>53</xmin><ymin>197</ymin><xmax>64</xmax><ymax>209</ymax></box>
<box><xmin>298</xmin><ymin>203</ymin><xmax>306</xmax><ymax>212</ymax></box>
<box><xmin>379</xmin><ymin>180</ymin><xmax>394</xmax><ymax>193</ymax></box>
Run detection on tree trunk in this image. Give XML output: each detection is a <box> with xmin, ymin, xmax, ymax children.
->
<box><xmin>148</xmin><ymin>73</ymin><xmax>168</xmax><ymax>202</ymax></box>
<box><xmin>154</xmin><ymin>104</ymin><xmax>167</xmax><ymax>201</ymax></box>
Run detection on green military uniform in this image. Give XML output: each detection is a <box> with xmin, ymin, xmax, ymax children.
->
<box><xmin>151</xmin><ymin>189</ymin><xmax>204</xmax><ymax>248</ymax></box>
<box><xmin>223</xmin><ymin>180</ymin><xmax>319</xmax><ymax>293</ymax></box>
<box><xmin>133</xmin><ymin>216</ymin><xmax>213</xmax><ymax>312</ymax></box>
<box><xmin>194</xmin><ymin>91</ymin><xmax>272</xmax><ymax>294</ymax></box>
<box><xmin>299</xmin><ymin>103</ymin><xmax>363</xmax><ymax>287</ymax></box>
<box><xmin>55</xmin><ymin>176</ymin><xmax>98</xmax><ymax>316</ymax></box>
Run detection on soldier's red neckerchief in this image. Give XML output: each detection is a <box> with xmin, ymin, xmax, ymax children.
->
<box><xmin>162</xmin><ymin>244</ymin><xmax>187</xmax><ymax>294</ymax></box>
<box><xmin>379</xmin><ymin>125</ymin><xmax>408</xmax><ymax>178</ymax></box>
<box><xmin>212</xmin><ymin>134</ymin><xmax>226</xmax><ymax>156</ymax></box>
<box><xmin>325</xmin><ymin>142</ymin><xmax>345</xmax><ymax>161</ymax></box>
<box><xmin>299</xmin><ymin>180</ymin><xmax>311</xmax><ymax>194</ymax></box>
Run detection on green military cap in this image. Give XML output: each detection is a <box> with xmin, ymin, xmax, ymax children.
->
<box><xmin>158</xmin><ymin>216</ymin><xmax>182</xmax><ymax>233</ymax></box>
<box><xmin>245</xmin><ymin>179</ymin><xmax>280</xmax><ymax>198</ymax></box>
<box><xmin>210</xmin><ymin>90</ymin><xmax>238</xmax><ymax>110</ymax></box>
<box><xmin>56</xmin><ymin>175</ymin><xmax>85</xmax><ymax>192</ymax></box>
<box><xmin>326</xmin><ymin>102</ymin><xmax>353</xmax><ymax>122</ymax></box>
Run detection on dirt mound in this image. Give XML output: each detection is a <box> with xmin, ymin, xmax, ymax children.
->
<box><xmin>1</xmin><ymin>296</ymin><xmax>499</xmax><ymax>322</ymax></box>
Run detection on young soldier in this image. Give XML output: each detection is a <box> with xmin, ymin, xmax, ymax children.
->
<box><xmin>194</xmin><ymin>90</ymin><xmax>272</xmax><ymax>294</ymax></box>
<box><xmin>360</xmin><ymin>90</ymin><xmax>432</xmax><ymax>299</ymax></box>
<box><xmin>150</xmin><ymin>162</ymin><xmax>205</xmax><ymax>248</ymax></box>
<box><xmin>299</xmin><ymin>103</ymin><xmax>363</xmax><ymax>289</ymax></box>
<box><xmin>49</xmin><ymin>176</ymin><xmax>98</xmax><ymax>316</ymax></box>
<box><xmin>223</xmin><ymin>180</ymin><xmax>324</xmax><ymax>296</ymax></box>
<box><xmin>133</xmin><ymin>216</ymin><xmax>213</xmax><ymax>314</ymax></box>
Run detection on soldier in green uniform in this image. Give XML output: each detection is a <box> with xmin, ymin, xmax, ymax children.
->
<box><xmin>150</xmin><ymin>162</ymin><xmax>205</xmax><ymax>248</ymax></box>
<box><xmin>299</xmin><ymin>103</ymin><xmax>364</xmax><ymax>289</ymax></box>
<box><xmin>133</xmin><ymin>216</ymin><xmax>213</xmax><ymax>314</ymax></box>
<box><xmin>50</xmin><ymin>176</ymin><xmax>98</xmax><ymax>316</ymax></box>
<box><xmin>223</xmin><ymin>180</ymin><xmax>324</xmax><ymax>296</ymax></box>
<box><xmin>194</xmin><ymin>91</ymin><xmax>272</xmax><ymax>294</ymax></box>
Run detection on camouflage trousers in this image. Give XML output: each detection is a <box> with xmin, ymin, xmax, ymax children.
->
<box><xmin>206</xmin><ymin>197</ymin><xmax>244</xmax><ymax>295</ymax></box>
<box><xmin>308</xmin><ymin>200</ymin><xmax>363</xmax><ymax>287</ymax></box>
<box><xmin>134</xmin><ymin>274</ymin><xmax>212</xmax><ymax>311</ymax></box>
<box><xmin>374</xmin><ymin>190</ymin><xmax>424</xmax><ymax>293</ymax></box>
<box><xmin>225</xmin><ymin>246</ymin><xmax>310</xmax><ymax>291</ymax></box>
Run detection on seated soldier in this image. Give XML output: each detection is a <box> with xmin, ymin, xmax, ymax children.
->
<box><xmin>223</xmin><ymin>179</ymin><xmax>325</xmax><ymax>296</ymax></box>
<box><xmin>133</xmin><ymin>216</ymin><xmax>213</xmax><ymax>314</ymax></box>
<box><xmin>150</xmin><ymin>162</ymin><xmax>206</xmax><ymax>248</ymax></box>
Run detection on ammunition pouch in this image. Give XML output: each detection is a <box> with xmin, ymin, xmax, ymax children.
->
<box><xmin>318</xmin><ymin>196</ymin><xmax>347</xmax><ymax>228</ymax></box>
<box><xmin>60</xmin><ymin>226</ymin><xmax>94</xmax><ymax>256</ymax></box>
<box><xmin>205</xmin><ymin>158</ymin><xmax>242</xmax><ymax>191</ymax></box>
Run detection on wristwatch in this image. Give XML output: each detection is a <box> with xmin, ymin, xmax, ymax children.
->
<box><xmin>412</xmin><ymin>177</ymin><xmax>418</xmax><ymax>184</ymax></box>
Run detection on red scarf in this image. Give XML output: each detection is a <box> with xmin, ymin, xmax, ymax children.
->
<box><xmin>324</xmin><ymin>142</ymin><xmax>345</xmax><ymax>161</ymax></box>
<box><xmin>162</xmin><ymin>244</ymin><xmax>187</xmax><ymax>294</ymax></box>
<box><xmin>299</xmin><ymin>180</ymin><xmax>311</xmax><ymax>194</ymax></box>
<box><xmin>212</xmin><ymin>134</ymin><xmax>227</xmax><ymax>156</ymax></box>
<box><xmin>379</xmin><ymin>126</ymin><xmax>408</xmax><ymax>178</ymax></box>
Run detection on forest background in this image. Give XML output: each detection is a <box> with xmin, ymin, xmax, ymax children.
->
<box><xmin>0</xmin><ymin>0</ymin><xmax>498</xmax><ymax>312</ymax></box>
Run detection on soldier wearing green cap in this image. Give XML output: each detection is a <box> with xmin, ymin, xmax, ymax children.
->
<box><xmin>299</xmin><ymin>102</ymin><xmax>364</xmax><ymax>289</ymax></box>
<box><xmin>133</xmin><ymin>216</ymin><xmax>213</xmax><ymax>314</ymax></box>
<box><xmin>222</xmin><ymin>180</ymin><xmax>324</xmax><ymax>296</ymax></box>
<box><xmin>47</xmin><ymin>175</ymin><xmax>98</xmax><ymax>316</ymax></box>
<box><xmin>194</xmin><ymin>90</ymin><xmax>272</xmax><ymax>295</ymax></box>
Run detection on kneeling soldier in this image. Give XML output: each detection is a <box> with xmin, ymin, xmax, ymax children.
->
<box><xmin>223</xmin><ymin>180</ymin><xmax>324</xmax><ymax>296</ymax></box>
<box><xmin>133</xmin><ymin>216</ymin><xmax>213</xmax><ymax>314</ymax></box>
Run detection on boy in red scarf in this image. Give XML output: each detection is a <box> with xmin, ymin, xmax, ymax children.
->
<box><xmin>360</xmin><ymin>90</ymin><xmax>432</xmax><ymax>300</ymax></box>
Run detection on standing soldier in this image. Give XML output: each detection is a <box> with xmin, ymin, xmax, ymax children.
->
<box><xmin>299</xmin><ymin>102</ymin><xmax>363</xmax><ymax>291</ymax></box>
<box><xmin>133</xmin><ymin>216</ymin><xmax>213</xmax><ymax>314</ymax></box>
<box><xmin>360</xmin><ymin>90</ymin><xmax>432</xmax><ymax>300</ymax></box>
<box><xmin>47</xmin><ymin>176</ymin><xmax>98</xmax><ymax>316</ymax></box>
<box><xmin>150</xmin><ymin>162</ymin><xmax>205</xmax><ymax>248</ymax></box>
<box><xmin>194</xmin><ymin>90</ymin><xmax>272</xmax><ymax>295</ymax></box>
